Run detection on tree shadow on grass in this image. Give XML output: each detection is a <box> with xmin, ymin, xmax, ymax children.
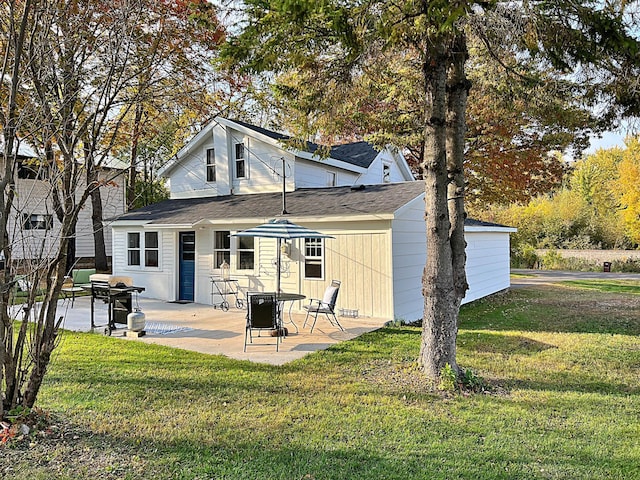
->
<box><xmin>457</xmin><ymin>331</ymin><xmax>557</xmax><ymax>355</ymax></box>
<box><xmin>11</xmin><ymin>422</ymin><xmax>636</xmax><ymax>480</ymax></box>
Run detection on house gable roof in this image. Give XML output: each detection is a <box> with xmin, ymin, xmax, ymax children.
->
<box><xmin>231</xmin><ymin>119</ymin><xmax>379</xmax><ymax>169</ymax></box>
<box><xmin>160</xmin><ymin>117</ymin><xmax>404</xmax><ymax>178</ymax></box>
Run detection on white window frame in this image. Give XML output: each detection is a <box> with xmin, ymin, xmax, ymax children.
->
<box><xmin>126</xmin><ymin>231</ymin><xmax>161</xmax><ymax>269</ymax></box>
<box><xmin>144</xmin><ymin>231</ymin><xmax>159</xmax><ymax>268</ymax></box>
<box><xmin>213</xmin><ymin>230</ymin><xmax>231</xmax><ymax>271</ymax></box>
<box><xmin>206</xmin><ymin>148</ymin><xmax>216</xmax><ymax>182</ymax></box>
<box><xmin>304</xmin><ymin>238</ymin><xmax>324</xmax><ymax>280</ymax></box>
<box><xmin>235</xmin><ymin>236</ymin><xmax>255</xmax><ymax>272</ymax></box>
<box><xmin>23</xmin><ymin>213</ymin><xmax>53</xmax><ymax>230</ymax></box>
<box><xmin>127</xmin><ymin>232</ymin><xmax>141</xmax><ymax>266</ymax></box>
<box><xmin>234</xmin><ymin>142</ymin><xmax>247</xmax><ymax>179</ymax></box>
<box><xmin>326</xmin><ymin>170</ymin><xmax>337</xmax><ymax>187</ymax></box>
<box><xmin>382</xmin><ymin>163</ymin><xmax>391</xmax><ymax>183</ymax></box>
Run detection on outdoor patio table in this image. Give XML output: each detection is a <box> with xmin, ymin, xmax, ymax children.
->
<box><xmin>275</xmin><ymin>292</ymin><xmax>306</xmax><ymax>334</ymax></box>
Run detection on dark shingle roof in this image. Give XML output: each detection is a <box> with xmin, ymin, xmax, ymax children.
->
<box><xmin>117</xmin><ymin>182</ymin><xmax>425</xmax><ymax>225</ymax></box>
<box><xmin>115</xmin><ymin>182</ymin><xmax>514</xmax><ymax>231</ymax></box>
<box><xmin>231</xmin><ymin>120</ymin><xmax>379</xmax><ymax>169</ymax></box>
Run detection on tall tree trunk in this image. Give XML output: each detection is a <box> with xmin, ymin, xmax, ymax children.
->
<box><xmin>127</xmin><ymin>102</ymin><xmax>144</xmax><ymax>210</ymax></box>
<box><xmin>446</xmin><ymin>33</ymin><xmax>470</xmax><ymax>305</ymax></box>
<box><xmin>0</xmin><ymin>0</ymin><xmax>34</xmax><ymax>418</ymax></box>
<box><xmin>418</xmin><ymin>42</ymin><xmax>461</xmax><ymax>380</ymax></box>
<box><xmin>88</xmin><ymin>164</ymin><xmax>108</xmax><ymax>271</ymax></box>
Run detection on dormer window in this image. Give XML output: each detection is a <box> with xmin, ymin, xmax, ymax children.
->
<box><xmin>206</xmin><ymin>148</ymin><xmax>216</xmax><ymax>182</ymax></box>
<box><xmin>382</xmin><ymin>163</ymin><xmax>391</xmax><ymax>183</ymax></box>
<box><xmin>326</xmin><ymin>171</ymin><xmax>336</xmax><ymax>187</ymax></box>
<box><xmin>235</xmin><ymin>143</ymin><xmax>246</xmax><ymax>179</ymax></box>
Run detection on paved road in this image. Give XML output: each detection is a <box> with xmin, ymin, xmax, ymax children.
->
<box><xmin>510</xmin><ymin>269</ymin><xmax>640</xmax><ymax>288</ymax></box>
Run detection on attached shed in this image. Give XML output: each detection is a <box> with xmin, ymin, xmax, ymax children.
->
<box><xmin>111</xmin><ymin>182</ymin><xmax>515</xmax><ymax>322</ymax></box>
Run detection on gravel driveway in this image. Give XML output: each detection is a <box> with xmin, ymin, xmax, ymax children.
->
<box><xmin>511</xmin><ymin>269</ymin><xmax>640</xmax><ymax>288</ymax></box>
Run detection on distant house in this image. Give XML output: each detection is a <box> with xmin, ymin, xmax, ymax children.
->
<box><xmin>111</xmin><ymin>118</ymin><xmax>515</xmax><ymax>322</ymax></box>
<box><xmin>0</xmin><ymin>138</ymin><xmax>126</xmax><ymax>264</ymax></box>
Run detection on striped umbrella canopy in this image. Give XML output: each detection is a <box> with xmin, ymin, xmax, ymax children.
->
<box><xmin>233</xmin><ymin>219</ymin><xmax>334</xmax><ymax>240</ymax></box>
<box><xmin>233</xmin><ymin>219</ymin><xmax>334</xmax><ymax>292</ymax></box>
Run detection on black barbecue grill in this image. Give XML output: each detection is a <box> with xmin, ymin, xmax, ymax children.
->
<box><xmin>89</xmin><ymin>275</ymin><xmax>145</xmax><ymax>334</ymax></box>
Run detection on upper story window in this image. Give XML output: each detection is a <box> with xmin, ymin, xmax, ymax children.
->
<box><xmin>206</xmin><ymin>148</ymin><xmax>216</xmax><ymax>182</ymax></box>
<box><xmin>304</xmin><ymin>238</ymin><xmax>324</xmax><ymax>279</ymax></box>
<box><xmin>23</xmin><ymin>214</ymin><xmax>53</xmax><ymax>230</ymax></box>
<box><xmin>382</xmin><ymin>163</ymin><xmax>391</xmax><ymax>183</ymax></box>
<box><xmin>235</xmin><ymin>143</ymin><xmax>246</xmax><ymax>179</ymax></box>
<box><xmin>326</xmin><ymin>171</ymin><xmax>336</xmax><ymax>187</ymax></box>
<box><xmin>18</xmin><ymin>160</ymin><xmax>49</xmax><ymax>180</ymax></box>
<box><xmin>213</xmin><ymin>230</ymin><xmax>230</xmax><ymax>269</ymax></box>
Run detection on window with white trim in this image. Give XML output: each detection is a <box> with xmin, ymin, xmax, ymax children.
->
<box><xmin>326</xmin><ymin>171</ymin><xmax>336</xmax><ymax>187</ymax></box>
<box><xmin>23</xmin><ymin>214</ymin><xmax>53</xmax><ymax>230</ymax></box>
<box><xmin>206</xmin><ymin>148</ymin><xmax>216</xmax><ymax>182</ymax></box>
<box><xmin>144</xmin><ymin>232</ymin><xmax>159</xmax><ymax>267</ymax></box>
<box><xmin>213</xmin><ymin>230</ymin><xmax>230</xmax><ymax>269</ymax></box>
<box><xmin>128</xmin><ymin>232</ymin><xmax>141</xmax><ymax>266</ymax></box>
<box><xmin>382</xmin><ymin>163</ymin><xmax>391</xmax><ymax>183</ymax></box>
<box><xmin>235</xmin><ymin>143</ymin><xmax>246</xmax><ymax>179</ymax></box>
<box><xmin>127</xmin><ymin>231</ymin><xmax>160</xmax><ymax>268</ymax></box>
<box><xmin>304</xmin><ymin>238</ymin><xmax>324</xmax><ymax>279</ymax></box>
<box><xmin>236</xmin><ymin>236</ymin><xmax>254</xmax><ymax>270</ymax></box>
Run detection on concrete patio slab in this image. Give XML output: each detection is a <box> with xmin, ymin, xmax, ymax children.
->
<box><xmin>28</xmin><ymin>296</ymin><xmax>386</xmax><ymax>365</ymax></box>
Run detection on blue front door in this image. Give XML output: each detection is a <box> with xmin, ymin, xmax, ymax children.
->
<box><xmin>179</xmin><ymin>232</ymin><xmax>195</xmax><ymax>301</ymax></box>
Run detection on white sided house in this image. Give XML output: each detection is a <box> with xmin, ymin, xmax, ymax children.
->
<box><xmin>111</xmin><ymin>118</ymin><xmax>515</xmax><ymax>322</ymax></box>
<box><xmin>1</xmin><ymin>139</ymin><xmax>126</xmax><ymax>263</ymax></box>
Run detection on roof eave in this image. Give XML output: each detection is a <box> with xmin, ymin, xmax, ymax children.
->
<box><xmin>295</xmin><ymin>150</ymin><xmax>368</xmax><ymax>173</ymax></box>
<box><xmin>464</xmin><ymin>226</ymin><xmax>518</xmax><ymax>233</ymax></box>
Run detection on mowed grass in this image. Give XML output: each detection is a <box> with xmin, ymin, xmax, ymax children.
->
<box><xmin>6</xmin><ymin>281</ymin><xmax>640</xmax><ymax>479</ymax></box>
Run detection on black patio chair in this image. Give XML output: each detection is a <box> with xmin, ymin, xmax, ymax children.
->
<box><xmin>303</xmin><ymin>280</ymin><xmax>344</xmax><ymax>333</ymax></box>
<box><xmin>244</xmin><ymin>293</ymin><xmax>280</xmax><ymax>352</ymax></box>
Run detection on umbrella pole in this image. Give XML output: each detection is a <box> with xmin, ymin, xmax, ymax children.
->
<box><xmin>276</xmin><ymin>238</ymin><xmax>281</xmax><ymax>293</ymax></box>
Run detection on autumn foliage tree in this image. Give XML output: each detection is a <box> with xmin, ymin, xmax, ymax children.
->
<box><xmin>617</xmin><ymin>139</ymin><xmax>640</xmax><ymax>245</ymax></box>
<box><xmin>0</xmin><ymin>0</ymin><xmax>232</xmax><ymax>418</ymax></box>
<box><xmin>221</xmin><ymin>0</ymin><xmax>640</xmax><ymax>383</ymax></box>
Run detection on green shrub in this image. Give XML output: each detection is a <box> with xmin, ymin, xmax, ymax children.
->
<box><xmin>512</xmin><ymin>243</ymin><xmax>539</xmax><ymax>268</ymax></box>
<box><xmin>540</xmin><ymin>249</ymin><xmax>564</xmax><ymax>269</ymax></box>
<box><xmin>611</xmin><ymin>257</ymin><xmax>640</xmax><ymax>273</ymax></box>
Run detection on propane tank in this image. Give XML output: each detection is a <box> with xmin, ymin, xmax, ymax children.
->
<box><xmin>127</xmin><ymin>308</ymin><xmax>146</xmax><ymax>332</ymax></box>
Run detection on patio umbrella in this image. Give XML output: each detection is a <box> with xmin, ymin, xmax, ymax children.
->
<box><xmin>232</xmin><ymin>219</ymin><xmax>334</xmax><ymax>292</ymax></box>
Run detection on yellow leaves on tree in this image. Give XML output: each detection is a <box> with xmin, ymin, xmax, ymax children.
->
<box><xmin>618</xmin><ymin>138</ymin><xmax>640</xmax><ymax>245</ymax></box>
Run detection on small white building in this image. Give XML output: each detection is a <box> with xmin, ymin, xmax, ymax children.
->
<box><xmin>111</xmin><ymin>118</ymin><xmax>515</xmax><ymax>322</ymax></box>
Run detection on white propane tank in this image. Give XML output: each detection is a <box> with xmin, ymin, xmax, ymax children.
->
<box><xmin>127</xmin><ymin>308</ymin><xmax>146</xmax><ymax>332</ymax></box>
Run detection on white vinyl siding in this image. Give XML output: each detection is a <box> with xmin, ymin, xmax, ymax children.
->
<box><xmin>464</xmin><ymin>232</ymin><xmax>512</xmax><ymax>303</ymax></box>
<box><xmin>112</xmin><ymin>228</ymin><xmax>175</xmax><ymax>300</ymax></box>
<box><xmin>7</xmin><ymin>167</ymin><xmax>124</xmax><ymax>260</ymax></box>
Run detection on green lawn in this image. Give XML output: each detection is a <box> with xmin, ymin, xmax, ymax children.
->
<box><xmin>5</xmin><ymin>282</ymin><xmax>640</xmax><ymax>479</ymax></box>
